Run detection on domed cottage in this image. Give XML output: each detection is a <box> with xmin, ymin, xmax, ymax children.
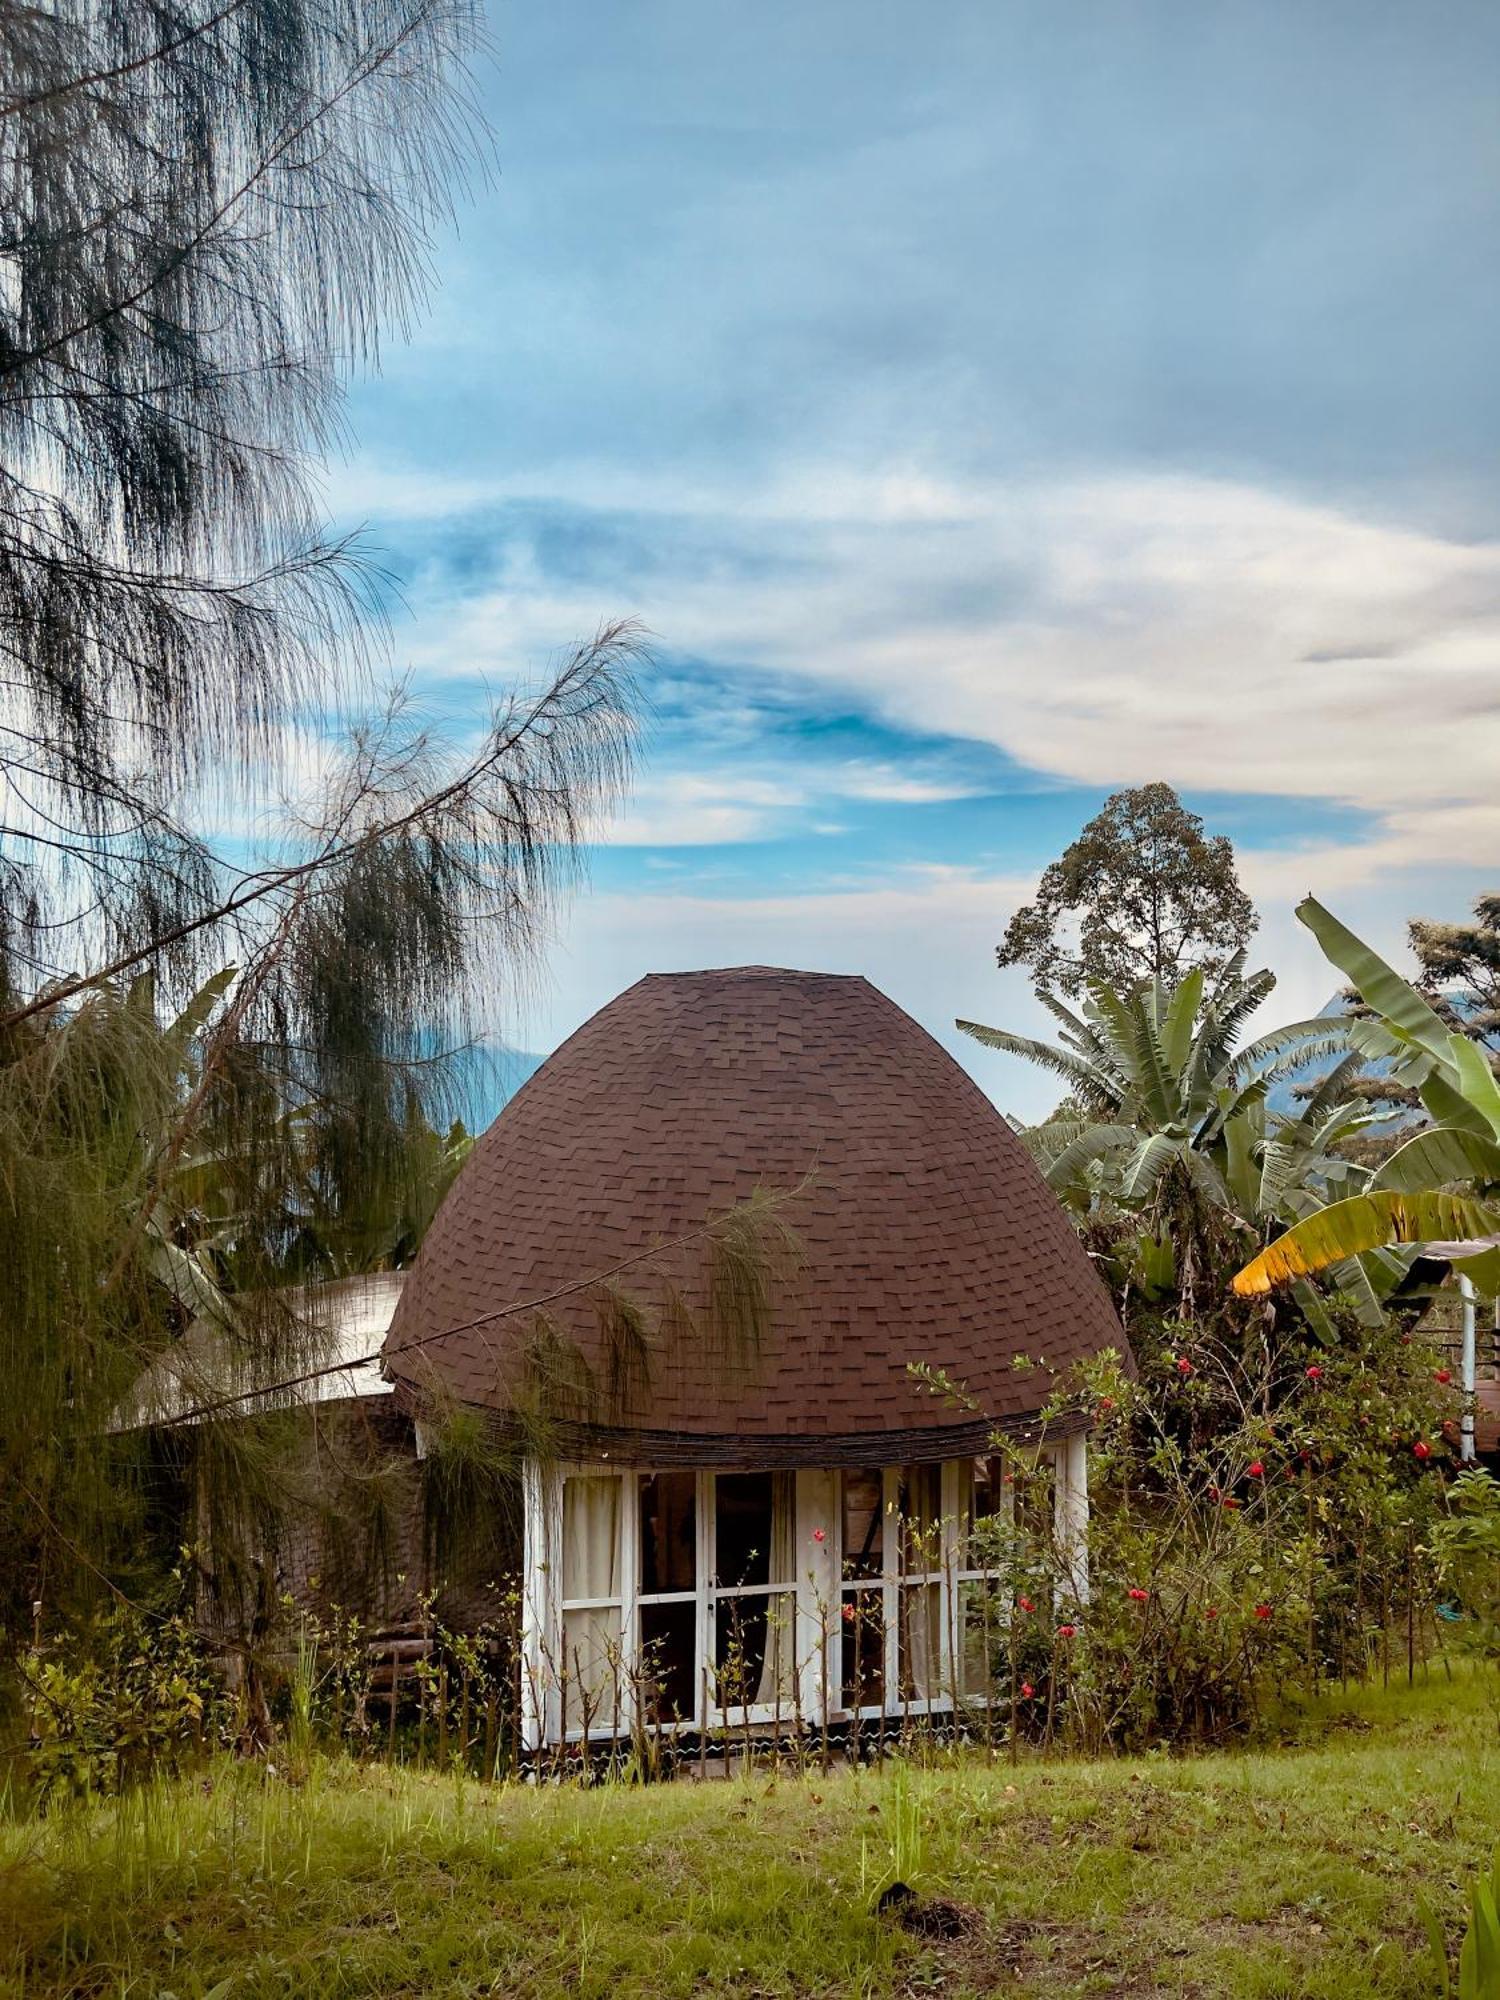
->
<box><xmin>384</xmin><ymin>967</ymin><xmax>1127</xmax><ymax>1749</ymax></box>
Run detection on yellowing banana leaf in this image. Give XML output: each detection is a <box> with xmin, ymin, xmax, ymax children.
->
<box><xmin>1232</xmin><ymin>1191</ymin><xmax>1500</xmax><ymax>1295</ymax></box>
<box><xmin>1450</xmin><ymin>1247</ymin><xmax>1500</xmax><ymax>1299</ymax></box>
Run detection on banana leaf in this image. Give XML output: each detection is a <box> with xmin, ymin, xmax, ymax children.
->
<box><xmin>1450</xmin><ymin>1034</ymin><xmax>1500</xmax><ymax>1140</ymax></box>
<box><xmin>1372</xmin><ymin>1126</ymin><xmax>1500</xmax><ymax>1195</ymax></box>
<box><xmin>1233</xmin><ymin>1191</ymin><xmax>1500</xmax><ymax>1294</ymax></box>
<box><xmin>1297</xmin><ymin>896</ymin><xmax>1453</xmax><ymax>1065</ymax></box>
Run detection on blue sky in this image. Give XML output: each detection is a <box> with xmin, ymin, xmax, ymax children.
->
<box><xmin>321</xmin><ymin>0</ymin><xmax>1499</xmax><ymax>1120</ymax></box>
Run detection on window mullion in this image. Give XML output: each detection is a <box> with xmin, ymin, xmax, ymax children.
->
<box><xmin>697</xmin><ymin>1468</ymin><xmax>712</xmax><ymax>1727</ymax></box>
<box><xmin>883</xmin><ymin>1465</ymin><xmax>899</xmax><ymax>1703</ymax></box>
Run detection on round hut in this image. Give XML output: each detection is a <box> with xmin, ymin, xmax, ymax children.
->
<box><xmin>384</xmin><ymin>967</ymin><xmax>1126</xmax><ymax>1747</ymax></box>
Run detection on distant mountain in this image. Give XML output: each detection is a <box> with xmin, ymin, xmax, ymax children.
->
<box><xmin>1261</xmin><ymin>994</ymin><xmax>1395</xmax><ymax>1122</ymax></box>
<box><xmin>434</xmin><ymin>1042</ymin><xmax>546</xmax><ymax>1135</ymax></box>
<box><xmin>1263</xmin><ymin>989</ymin><xmax>1496</xmax><ymax>1131</ymax></box>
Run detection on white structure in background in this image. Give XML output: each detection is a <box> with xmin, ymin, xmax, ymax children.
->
<box><xmin>125</xmin><ymin>1272</ymin><xmax>405</xmax><ymax>1428</ymax></box>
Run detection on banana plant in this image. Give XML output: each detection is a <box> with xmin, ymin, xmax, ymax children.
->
<box><xmin>961</xmin><ymin>953</ymin><xmax>1358</xmax><ymax>1218</ymax></box>
<box><xmin>962</xmin><ymin>954</ymin><xmax>1399</xmax><ymax>1322</ymax></box>
<box><xmin>1233</xmin><ymin>900</ymin><xmax>1500</xmax><ymax>1300</ymax></box>
<box><xmin>1424</xmin><ymin>1843</ymin><xmax>1500</xmax><ymax>1999</ymax></box>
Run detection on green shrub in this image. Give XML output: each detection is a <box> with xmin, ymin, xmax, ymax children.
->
<box><xmin>18</xmin><ymin>1588</ymin><xmax>230</xmax><ymax>1804</ymax></box>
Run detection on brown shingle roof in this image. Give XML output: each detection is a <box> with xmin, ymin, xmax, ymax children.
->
<box><xmin>384</xmin><ymin>968</ymin><xmax>1128</xmax><ymax>1461</ymax></box>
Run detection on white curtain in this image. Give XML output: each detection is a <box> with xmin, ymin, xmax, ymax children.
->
<box><xmin>902</xmin><ymin>1582</ymin><xmax>942</xmax><ymax>1699</ymax></box>
<box><xmin>753</xmin><ymin>1472</ymin><xmax>797</xmax><ymax>1704</ymax></box>
<box><xmin>562</xmin><ymin>1475</ymin><xmax>620</xmax><ymax>1602</ymax></box>
<box><xmin>560</xmin><ymin>1477</ymin><xmax>622</xmax><ymax>1721</ymax></box>
<box><xmin>562</xmin><ymin>1606</ymin><xmax>620</xmax><ymax>1718</ymax></box>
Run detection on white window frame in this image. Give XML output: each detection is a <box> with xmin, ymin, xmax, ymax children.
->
<box><xmin>522</xmin><ymin>1441</ymin><xmax>1085</xmax><ymax>1747</ymax></box>
<box><xmin>832</xmin><ymin>1462</ymin><xmax>968</xmax><ymax>1722</ymax></box>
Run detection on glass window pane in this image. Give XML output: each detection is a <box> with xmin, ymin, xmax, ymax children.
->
<box><xmin>713</xmin><ymin>1589</ymin><xmax>795</xmax><ymax>1709</ymax></box>
<box><xmin>841</xmin><ymin>1468</ymin><xmax>884</xmax><ymax>1581</ymax></box>
<box><xmin>1013</xmin><ymin>1459</ymin><xmax>1056</xmax><ymax>1549</ymax></box>
<box><xmin>639</xmin><ymin>1470</ymin><xmax>696</xmax><ymax>1595</ymax></box>
<box><xmin>561</xmin><ymin>1605</ymin><xmax>621</xmax><ymax>1723</ymax></box>
<box><xmin>960</xmin><ymin>1579</ymin><xmax>1002</xmax><ymax>1698</ymax></box>
<box><xmin>968</xmin><ymin>1456</ymin><xmax>1007</xmax><ymax>1568</ymax></box>
<box><xmin>715</xmin><ymin>1472</ymin><xmax>772</xmax><ymax>1588</ymax></box>
<box><xmin>640</xmin><ymin>1600</ymin><xmax>698</xmax><ymax>1723</ymax></box>
<box><xmin>899</xmin><ymin>1582</ymin><xmax>943</xmax><ymax>1700</ymax></box>
<box><xmin>972</xmin><ymin>1455</ymin><xmax>1005</xmax><ymax>1522</ymax></box>
<box><xmin>840</xmin><ymin>1586</ymin><xmax>885</xmax><ymax>1708</ymax></box>
<box><xmin>562</xmin><ymin>1476</ymin><xmax>620</xmax><ymax>1602</ymax></box>
<box><xmin>767</xmin><ymin>1472</ymin><xmax>795</xmax><ymax>1585</ymax></box>
<box><xmin>897</xmin><ymin>1464</ymin><xmax>942</xmax><ymax>1574</ymax></box>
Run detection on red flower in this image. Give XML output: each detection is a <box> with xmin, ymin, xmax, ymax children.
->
<box><xmin>1254</xmin><ymin>1603</ymin><xmax>1272</xmax><ymax>1620</ymax></box>
<box><xmin>1221</xmin><ymin>1496</ymin><xmax>1241</xmax><ymax>1511</ymax></box>
<box><xmin>811</xmin><ymin>1527</ymin><xmax>826</xmax><ymax>1544</ymax></box>
<box><xmin>1434</xmin><ymin>1369</ymin><xmax>1452</xmax><ymax>1385</ymax></box>
<box><xmin>1305</xmin><ymin>1365</ymin><xmax>1323</xmax><ymax>1381</ymax></box>
<box><xmin>1056</xmin><ymin>1623</ymin><xmax>1077</xmax><ymax>1639</ymax></box>
<box><xmin>1413</xmin><ymin>1440</ymin><xmax>1433</xmax><ymax>1461</ymax></box>
<box><xmin>841</xmin><ymin>1603</ymin><xmax>856</xmax><ymax>1623</ymax></box>
<box><xmin>1097</xmin><ymin>1395</ymin><xmax>1116</xmax><ymax>1415</ymax></box>
<box><xmin>1247</xmin><ymin>1460</ymin><xmax>1265</xmax><ymax>1479</ymax></box>
<box><xmin>1204</xmin><ymin>1606</ymin><xmax>1219</xmax><ymax>1621</ymax></box>
<box><xmin>1016</xmin><ymin>1595</ymin><xmax>1035</xmax><ymax>1614</ymax></box>
<box><xmin>1019</xmin><ymin>1681</ymin><xmax>1035</xmax><ymax>1699</ymax></box>
<box><xmin>1127</xmin><ymin>1587</ymin><xmax>1149</xmax><ymax>1603</ymax></box>
<box><xmin>1176</xmin><ymin>1357</ymin><xmax>1193</xmax><ymax>1377</ymax></box>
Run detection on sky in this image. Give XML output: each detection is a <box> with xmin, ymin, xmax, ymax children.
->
<box><xmin>322</xmin><ymin>0</ymin><xmax>1499</xmax><ymax>1121</ymax></box>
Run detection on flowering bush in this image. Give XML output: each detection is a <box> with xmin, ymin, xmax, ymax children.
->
<box><xmin>986</xmin><ymin>1307</ymin><xmax>1459</xmax><ymax>1752</ymax></box>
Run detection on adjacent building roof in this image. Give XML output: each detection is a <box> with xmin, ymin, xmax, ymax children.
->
<box><xmin>383</xmin><ymin>968</ymin><xmax>1127</xmax><ymax>1463</ymax></box>
<box><xmin>125</xmin><ymin>1273</ymin><xmax>404</xmax><ymax>1429</ymax></box>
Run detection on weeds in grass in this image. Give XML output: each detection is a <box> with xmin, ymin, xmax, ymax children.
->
<box><xmin>1</xmin><ymin>1665</ymin><xmax>1496</xmax><ymax>1999</ymax></box>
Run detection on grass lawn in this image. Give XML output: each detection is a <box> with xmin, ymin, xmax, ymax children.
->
<box><xmin>3</xmin><ymin>1667</ymin><xmax>1497</xmax><ymax>1999</ymax></box>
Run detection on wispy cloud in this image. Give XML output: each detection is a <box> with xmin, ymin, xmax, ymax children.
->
<box><xmin>370</xmin><ymin>464</ymin><xmax>1499</xmax><ymax>878</ymax></box>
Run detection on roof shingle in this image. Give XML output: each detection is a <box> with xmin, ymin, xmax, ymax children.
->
<box><xmin>384</xmin><ymin>967</ymin><xmax>1128</xmax><ymax>1457</ymax></box>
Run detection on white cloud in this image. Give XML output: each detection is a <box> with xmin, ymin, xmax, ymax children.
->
<box><xmin>600</xmin><ymin>771</ymin><xmax>804</xmax><ymax>845</ymax></box>
<box><xmin>596</xmin><ymin>755</ymin><xmax>979</xmax><ymax>845</ymax></box>
<box><xmin>388</xmin><ymin>465</ymin><xmax>1500</xmax><ymax>877</ymax></box>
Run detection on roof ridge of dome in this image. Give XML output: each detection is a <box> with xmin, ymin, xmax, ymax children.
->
<box><xmin>637</xmin><ymin>965</ymin><xmax>869</xmax><ymax>984</ymax></box>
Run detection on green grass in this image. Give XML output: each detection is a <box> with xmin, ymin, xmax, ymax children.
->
<box><xmin>3</xmin><ymin>1669</ymin><xmax>1498</xmax><ymax>1998</ymax></box>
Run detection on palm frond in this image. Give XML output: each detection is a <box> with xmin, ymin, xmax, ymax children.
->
<box><xmin>956</xmin><ymin>1020</ymin><xmax>1119</xmax><ymax>1112</ymax></box>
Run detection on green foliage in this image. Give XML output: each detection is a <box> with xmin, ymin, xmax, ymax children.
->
<box><xmin>960</xmin><ymin>955</ymin><xmax>1400</xmax><ymax>1330</ymax></box>
<box><xmin>1409</xmin><ymin>891</ymin><xmax>1500</xmax><ymax>1050</ymax></box>
<box><xmin>1032</xmin><ymin>1320</ymin><xmax>1458</xmax><ymax>1752</ymax></box>
<box><xmin>18</xmin><ymin>1586</ymin><xmax>232</xmax><ymax>1806</ymax></box>
<box><xmin>1460</xmin><ymin>1854</ymin><xmax>1500</xmax><ymax>2000</ymax></box>
<box><xmin>1430</xmin><ymin>1848</ymin><xmax>1500</xmax><ymax>2000</ymax></box>
<box><xmin>995</xmin><ymin>782</ymin><xmax>1258</xmax><ymax>999</ymax></box>
<box><xmin>1234</xmin><ymin>899</ymin><xmax>1500</xmax><ymax>1294</ymax></box>
<box><xmin>1428</xmin><ymin>1468</ymin><xmax>1500</xmax><ymax>1666</ymax></box>
<box><xmin>1</xmin><ymin>626</ymin><xmax>643</xmax><ymax>1677</ymax></box>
